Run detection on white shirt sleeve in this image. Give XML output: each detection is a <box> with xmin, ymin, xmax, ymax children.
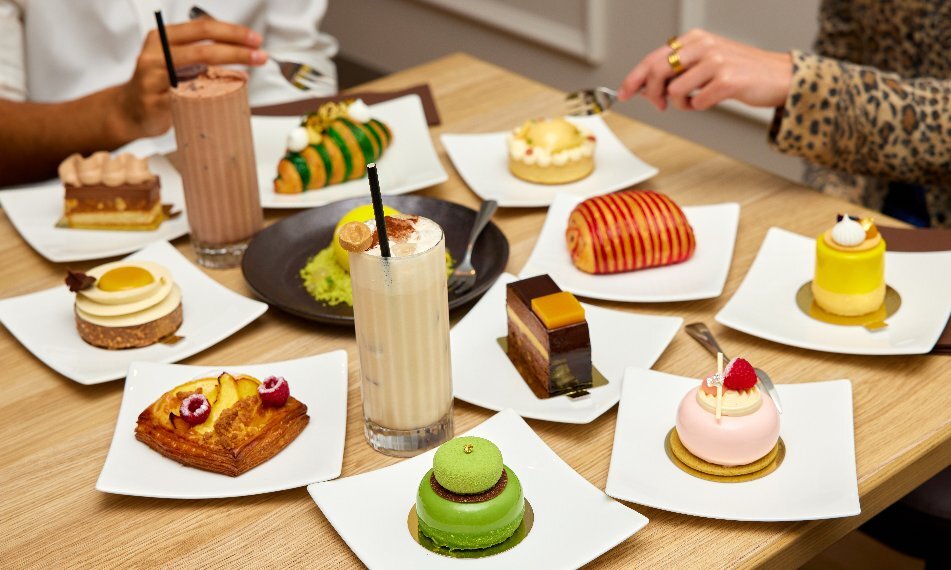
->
<box><xmin>247</xmin><ymin>0</ymin><xmax>339</xmax><ymax>107</ymax></box>
<box><xmin>0</xmin><ymin>0</ymin><xmax>26</xmax><ymax>101</ymax></box>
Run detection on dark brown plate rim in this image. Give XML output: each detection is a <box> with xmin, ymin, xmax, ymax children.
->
<box><xmin>241</xmin><ymin>195</ymin><xmax>509</xmax><ymax>326</ymax></box>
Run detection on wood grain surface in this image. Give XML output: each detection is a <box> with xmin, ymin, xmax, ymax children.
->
<box><xmin>1</xmin><ymin>53</ymin><xmax>948</xmax><ymax>569</ymax></box>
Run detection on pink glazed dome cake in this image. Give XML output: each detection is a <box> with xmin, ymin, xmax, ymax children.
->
<box><xmin>672</xmin><ymin>357</ymin><xmax>781</xmax><ymax>477</ymax></box>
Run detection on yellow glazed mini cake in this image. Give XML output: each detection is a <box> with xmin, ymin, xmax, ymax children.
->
<box><xmin>507</xmin><ymin>118</ymin><xmax>595</xmax><ymax>184</ymax></box>
<box><xmin>812</xmin><ymin>215</ymin><xmax>886</xmax><ymax>316</ymax></box>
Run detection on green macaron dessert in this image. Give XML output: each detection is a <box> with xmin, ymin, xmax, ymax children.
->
<box><xmin>415</xmin><ymin>436</ymin><xmax>525</xmax><ymax>550</ymax></box>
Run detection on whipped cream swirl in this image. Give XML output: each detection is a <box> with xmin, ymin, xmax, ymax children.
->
<box><xmin>831</xmin><ymin>216</ymin><xmax>866</xmax><ymax>247</ymax></box>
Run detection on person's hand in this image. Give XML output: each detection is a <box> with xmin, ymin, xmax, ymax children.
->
<box><xmin>617</xmin><ymin>29</ymin><xmax>792</xmax><ymax>112</ymax></box>
<box><xmin>112</xmin><ymin>19</ymin><xmax>268</xmax><ymax>140</ymax></box>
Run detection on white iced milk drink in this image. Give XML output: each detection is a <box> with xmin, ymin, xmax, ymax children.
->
<box><xmin>349</xmin><ymin>215</ymin><xmax>453</xmax><ymax>456</ymax></box>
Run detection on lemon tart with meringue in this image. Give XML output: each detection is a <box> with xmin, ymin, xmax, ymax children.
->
<box><xmin>507</xmin><ymin>117</ymin><xmax>595</xmax><ymax>184</ymax></box>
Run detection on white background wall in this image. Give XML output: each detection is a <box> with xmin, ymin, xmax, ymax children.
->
<box><xmin>324</xmin><ymin>0</ymin><xmax>821</xmax><ymax>182</ymax></box>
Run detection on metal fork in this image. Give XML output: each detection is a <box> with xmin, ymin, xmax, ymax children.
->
<box><xmin>189</xmin><ymin>6</ymin><xmax>332</xmax><ymax>91</ymax></box>
<box><xmin>684</xmin><ymin>322</ymin><xmax>784</xmax><ymax>414</ymax></box>
<box><xmin>447</xmin><ymin>200</ymin><xmax>498</xmax><ymax>296</ymax></box>
<box><xmin>566</xmin><ymin>86</ymin><xmax>618</xmax><ymax>116</ymax></box>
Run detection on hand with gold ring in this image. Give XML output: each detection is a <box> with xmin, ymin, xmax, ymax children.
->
<box><xmin>617</xmin><ymin>29</ymin><xmax>793</xmax><ymax>112</ymax></box>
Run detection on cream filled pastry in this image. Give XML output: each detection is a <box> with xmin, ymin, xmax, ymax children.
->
<box><xmin>273</xmin><ymin>99</ymin><xmax>392</xmax><ymax>194</ymax></box>
<box><xmin>67</xmin><ymin>261</ymin><xmax>183</xmax><ymax>349</ymax></box>
<box><xmin>673</xmin><ymin>356</ymin><xmax>780</xmax><ymax>474</ymax></box>
<box><xmin>812</xmin><ymin>214</ymin><xmax>886</xmax><ymax>316</ymax></box>
<box><xmin>507</xmin><ymin>117</ymin><xmax>595</xmax><ymax>184</ymax></box>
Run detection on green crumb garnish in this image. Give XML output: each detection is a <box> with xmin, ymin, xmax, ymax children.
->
<box><xmin>299</xmin><ymin>246</ymin><xmax>456</xmax><ymax>308</ymax></box>
<box><xmin>300</xmin><ymin>246</ymin><xmax>353</xmax><ymax>307</ymax></box>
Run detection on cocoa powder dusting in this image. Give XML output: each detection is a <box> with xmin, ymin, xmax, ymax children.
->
<box><xmin>371</xmin><ymin>215</ymin><xmax>419</xmax><ymax>248</ymax></box>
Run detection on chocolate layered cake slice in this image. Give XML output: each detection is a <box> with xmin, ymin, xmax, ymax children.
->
<box><xmin>60</xmin><ymin>152</ymin><xmax>163</xmax><ymax>230</ymax></box>
<box><xmin>505</xmin><ymin>274</ymin><xmax>592</xmax><ymax>397</ymax></box>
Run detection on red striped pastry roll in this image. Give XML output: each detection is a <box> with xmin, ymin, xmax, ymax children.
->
<box><xmin>565</xmin><ymin>190</ymin><xmax>696</xmax><ymax>274</ymax></box>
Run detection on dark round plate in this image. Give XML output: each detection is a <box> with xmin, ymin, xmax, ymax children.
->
<box><xmin>242</xmin><ymin>195</ymin><xmax>509</xmax><ymax>326</ymax></box>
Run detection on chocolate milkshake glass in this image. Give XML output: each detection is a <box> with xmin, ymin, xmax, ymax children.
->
<box><xmin>170</xmin><ymin>68</ymin><xmax>263</xmax><ymax>268</ymax></box>
<box><xmin>349</xmin><ymin>215</ymin><xmax>454</xmax><ymax>456</ymax></box>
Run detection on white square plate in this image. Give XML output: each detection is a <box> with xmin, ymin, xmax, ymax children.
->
<box><xmin>309</xmin><ymin>409</ymin><xmax>648</xmax><ymax>568</ymax></box>
<box><xmin>0</xmin><ymin>240</ymin><xmax>267</xmax><ymax>384</ymax></box>
<box><xmin>605</xmin><ymin>368</ymin><xmax>860</xmax><ymax>522</ymax></box>
<box><xmin>606</xmin><ymin>368</ymin><xmax>860</xmax><ymax>521</ymax></box>
<box><xmin>96</xmin><ymin>351</ymin><xmax>348</xmax><ymax>499</ymax></box>
<box><xmin>716</xmin><ymin>227</ymin><xmax>951</xmax><ymax>355</ymax></box>
<box><xmin>520</xmin><ymin>194</ymin><xmax>740</xmax><ymax>302</ymax></box>
<box><xmin>440</xmin><ymin>115</ymin><xmax>658</xmax><ymax>208</ymax></box>
<box><xmin>253</xmin><ymin>94</ymin><xmax>448</xmax><ymax>208</ymax></box>
<box><xmin>450</xmin><ymin>273</ymin><xmax>682</xmax><ymax>423</ymax></box>
<box><xmin>0</xmin><ymin>156</ymin><xmax>189</xmax><ymax>263</ymax></box>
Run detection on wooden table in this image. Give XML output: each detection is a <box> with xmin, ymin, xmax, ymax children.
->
<box><xmin>2</xmin><ymin>53</ymin><xmax>948</xmax><ymax>569</ymax></box>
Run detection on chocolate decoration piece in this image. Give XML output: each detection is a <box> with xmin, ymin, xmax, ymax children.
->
<box><xmin>429</xmin><ymin>470</ymin><xmax>508</xmax><ymax>503</ymax></box>
<box><xmin>162</xmin><ymin>204</ymin><xmax>182</xmax><ymax>219</ymax></box>
<box><xmin>65</xmin><ymin>270</ymin><xmax>96</xmax><ymax>292</ymax></box>
<box><xmin>508</xmin><ymin>274</ymin><xmax>561</xmax><ymax>308</ymax></box>
<box><xmin>175</xmin><ymin>64</ymin><xmax>209</xmax><ymax>81</ymax></box>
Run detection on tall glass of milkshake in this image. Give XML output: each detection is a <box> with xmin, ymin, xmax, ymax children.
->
<box><xmin>348</xmin><ymin>215</ymin><xmax>454</xmax><ymax>456</ymax></box>
<box><xmin>170</xmin><ymin>67</ymin><xmax>263</xmax><ymax>268</ymax></box>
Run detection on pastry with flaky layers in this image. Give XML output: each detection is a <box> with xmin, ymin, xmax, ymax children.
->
<box><xmin>566</xmin><ymin>190</ymin><xmax>695</xmax><ymax>274</ymax></box>
<box><xmin>135</xmin><ymin>372</ymin><xmax>309</xmax><ymax>477</ymax></box>
<box><xmin>66</xmin><ymin>261</ymin><xmax>183</xmax><ymax>350</ymax></box>
<box><xmin>274</xmin><ymin>99</ymin><xmax>392</xmax><ymax>194</ymax></box>
<box><xmin>507</xmin><ymin>117</ymin><xmax>595</xmax><ymax>184</ymax></box>
<box><xmin>60</xmin><ymin>152</ymin><xmax>162</xmax><ymax>230</ymax></box>
<box><xmin>673</xmin><ymin>357</ymin><xmax>780</xmax><ymax>477</ymax></box>
<box><xmin>812</xmin><ymin>215</ymin><xmax>886</xmax><ymax>316</ymax></box>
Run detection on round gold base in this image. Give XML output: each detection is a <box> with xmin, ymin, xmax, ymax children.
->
<box><xmin>666</xmin><ymin>428</ymin><xmax>785</xmax><ymax>483</ymax></box>
<box><xmin>796</xmin><ymin>281</ymin><xmax>901</xmax><ymax>330</ymax></box>
<box><xmin>407</xmin><ymin>500</ymin><xmax>534</xmax><ymax>558</ymax></box>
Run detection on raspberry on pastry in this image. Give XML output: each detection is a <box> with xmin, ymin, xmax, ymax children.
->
<box><xmin>135</xmin><ymin>372</ymin><xmax>309</xmax><ymax>477</ymax></box>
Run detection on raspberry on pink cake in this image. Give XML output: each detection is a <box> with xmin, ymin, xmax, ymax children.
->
<box><xmin>671</xmin><ymin>357</ymin><xmax>781</xmax><ymax>478</ymax></box>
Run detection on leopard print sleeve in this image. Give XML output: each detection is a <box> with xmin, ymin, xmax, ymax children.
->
<box><xmin>769</xmin><ymin>50</ymin><xmax>951</xmax><ymax>186</ymax></box>
<box><xmin>814</xmin><ymin>0</ymin><xmax>861</xmax><ymax>63</ymax></box>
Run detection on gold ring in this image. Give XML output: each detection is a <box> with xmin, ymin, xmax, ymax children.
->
<box><xmin>667</xmin><ymin>36</ymin><xmax>684</xmax><ymax>51</ymax></box>
<box><xmin>667</xmin><ymin>49</ymin><xmax>685</xmax><ymax>74</ymax></box>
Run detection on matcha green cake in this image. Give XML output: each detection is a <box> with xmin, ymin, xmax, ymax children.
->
<box><xmin>415</xmin><ymin>436</ymin><xmax>525</xmax><ymax>550</ymax></box>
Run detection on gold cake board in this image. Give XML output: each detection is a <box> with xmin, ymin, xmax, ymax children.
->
<box><xmin>796</xmin><ymin>281</ymin><xmax>901</xmax><ymax>331</ymax></box>
<box><xmin>496</xmin><ymin>337</ymin><xmax>607</xmax><ymax>400</ymax></box>
<box><xmin>666</xmin><ymin>428</ymin><xmax>786</xmax><ymax>483</ymax></box>
<box><xmin>407</xmin><ymin>499</ymin><xmax>534</xmax><ymax>559</ymax></box>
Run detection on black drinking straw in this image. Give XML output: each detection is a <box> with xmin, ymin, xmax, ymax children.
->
<box><xmin>154</xmin><ymin>11</ymin><xmax>178</xmax><ymax>88</ymax></box>
<box><xmin>367</xmin><ymin>163</ymin><xmax>391</xmax><ymax>257</ymax></box>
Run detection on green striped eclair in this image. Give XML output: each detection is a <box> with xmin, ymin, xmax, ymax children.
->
<box><xmin>273</xmin><ymin>100</ymin><xmax>393</xmax><ymax>194</ymax></box>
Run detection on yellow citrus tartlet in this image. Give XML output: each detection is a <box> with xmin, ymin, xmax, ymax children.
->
<box><xmin>507</xmin><ymin>118</ymin><xmax>595</xmax><ymax>184</ymax></box>
<box><xmin>812</xmin><ymin>215</ymin><xmax>886</xmax><ymax>316</ymax></box>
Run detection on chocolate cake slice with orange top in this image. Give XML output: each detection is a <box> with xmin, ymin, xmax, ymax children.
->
<box><xmin>505</xmin><ymin>274</ymin><xmax>592</xmax><ymax>398</ymax></box>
